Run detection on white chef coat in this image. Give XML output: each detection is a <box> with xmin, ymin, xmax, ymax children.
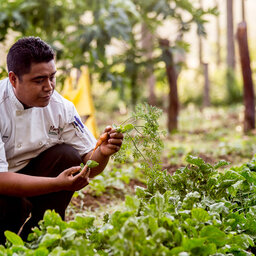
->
<box><xmin>0</xmin><ymin>78</ymin><xmax>97</xmax><ymax>172</ymax></box>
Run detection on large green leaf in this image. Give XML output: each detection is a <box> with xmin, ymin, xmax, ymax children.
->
<box><xmin>200</xmin><ymin>226</ymin><xmax>227</xmax><ymax>247</ymax></box>
<box><xmin>4</xmin><ymin>231</ymin><xmax>24</xmax><ymax>246</ymax></box>
<box><xmin>191</xmin><ymin>208</ymin><xmax>210</xmax><ymax>223</ymax></box>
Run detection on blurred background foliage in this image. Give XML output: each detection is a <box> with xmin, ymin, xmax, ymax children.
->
<box><xmin>0</xmin><ymin>0</ymin><xmax>218</xmax><ymax>108</ymax></box>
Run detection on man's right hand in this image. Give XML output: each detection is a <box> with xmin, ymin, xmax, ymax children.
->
<box><xmin>0</xmin><ymin>165</ymin><xmax>90</xmax><ymax>197</ymax></box>
<box><xmin>56</xmin><ymin>165</ymin><xmax>90</xmax><ymax>191</ymax></box>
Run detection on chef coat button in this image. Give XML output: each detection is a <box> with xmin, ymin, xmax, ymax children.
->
<box><xmin>16</xmin><ymin>111</ymin><xmax>22</xmax><ymax>116</ymax></box>
<box><xmin>17</xmin><ymin>143</ymin><xmax>22</xmax><ymax>148</ymax></box>
<box><xmin>39</xmin><ymin>141</ymin><xmax>43</xmax><ymax>146</ymax></box>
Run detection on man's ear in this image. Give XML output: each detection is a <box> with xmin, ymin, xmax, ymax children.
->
<box><xmin>8</xmin><ymin>71</ymin><xmax>18</xmax><ymax>88</ymax></box>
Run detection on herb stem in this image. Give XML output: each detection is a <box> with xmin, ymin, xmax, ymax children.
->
<box><xmin>120</xmin><ymin>116</ymin><xmax>135</xmax><ymax>125</ymax></box>
<box><xmin>127</xmin><ymin>134</ymin><xmax>147</xmax><ymax>163</ymax></box>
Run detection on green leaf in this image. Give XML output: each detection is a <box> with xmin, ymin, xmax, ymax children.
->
<box><xmin>125</xmin><ymin>195</ymin><xmax>140</xmax><ymax>211</ymax></box>
<box><xmin>135</xmin><ymin>186</ymin><xmax>152</xmax><ymax>199</ymax></box>
<box><xmin>61</xmin><ymin>228</ymin><xmax>77</xmax><ymax>241</ymax></box>
<box><xmin>200</xmin><ymin>226</ymin><xmax>227</xmax><ymax>246</ymax></box>
<box><xmin>229</xmin><ymin>234</ymin><xmax>254</xmax><ymax>250</ymax></box>
<box><xmin>186</xmin><ymin>155</ymin><xmax>205</xmax><ymax>167</ymax></box>
<box><xmin>112</xmin><ymin>124</ymin><xmax>118</xmax><ymax>130</ymax></box>
<box><xmin>4</xmin><ymin>231</ymin><xmax>24</xmax><ymax>246</ymax></box>
<box><xmin>191</xmin><ymin>208</ymin><xmax>210</xmax><ymax>222</ymax></box>
<box><xmin>182</xmin><ymin>192</ymin><xmax>201</xmax><ymax>209</ymax></box>
<box><xmin>122</xmin><ymin>124</ymin><xmax>134</xmax><ymax>133</ymax></box>
<box><xmin>114</xmin><ymin>123</ymin><xmax>134</xmax><ymax>133</ymax></box>
<box><xmin>41</xmin><ymin>210</ymin><xmax>67</xmax><ymax>231</ymax></box>
<box><xmin>209</xmin><ymin>202</ymin><xmax>229</xmax><ymax>215</ymax></box>
<box><xmin>183</xmin><ymin>237</ymin><xmax>206</xmax><ymax>250</ymax></box>
<box><xmin>40</xmin><ymin>233</ymin><xmax>61</xmax><ymax>247</ymax></box>
<box><xmin>150</xmin><ymin>191</ymin><xmax>165</xmax><ymax>213</ymax></box>
<box><xmin>169</xmin><ymin>247</ymin><xmax>187</xmax><ymax>255</ymax></box>
<box><xmin>146</xmin><ymin>216</ymin><xmax>158</xmax><ymax>234</ymax></box>
<box><xmin>33</xmin><ymin>247</ymin><xmax>49</xmax><ymax>256</ymax></box>
<box><xmin>69</xmin><ymin>215</ymin><xmax>95</xmax><ymax>230</ymax></box>
<box><xmin>86</xmin><ymin>160</ymin><xmax>99</xmax><ymax>168</ymax></box>
<box><xmin>152</xmin><ymin>227</ymin><xmax>168</xmax><ymax>243</ymax></box>
<box><xmin>214</xmin><ymin>160</ymin><xmax>230</xmax><ymax>169</ymax></box>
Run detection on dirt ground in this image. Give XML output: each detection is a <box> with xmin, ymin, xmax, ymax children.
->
<box><xmin>68</xmin><ymin>178</ymin><xmax>147</xmax><ymax>215</ymax></box>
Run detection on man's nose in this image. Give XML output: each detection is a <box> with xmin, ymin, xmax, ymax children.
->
<box><xmin>43</xmin><ymin>78</ymin><xmax>54</xmax><ymax>91</ymax></box>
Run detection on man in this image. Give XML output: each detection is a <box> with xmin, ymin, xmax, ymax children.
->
<box><xmin>0</xmin><ymin>37</ymin><xmax>123</xmax><ymax>243</ymax></box>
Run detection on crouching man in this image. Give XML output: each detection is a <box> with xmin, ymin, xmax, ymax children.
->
<box><xmin>0</xmin><ymin>37</ymin><xmax>123</xmax><ymax>243</ymax></box>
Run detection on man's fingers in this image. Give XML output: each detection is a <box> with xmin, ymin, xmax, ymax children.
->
<box><xmin>108</xmin><ymin>138</ymin><xmax>123</xmax><ymax>145</ymax></box>
<box><xmin>79</xmin><ymin>165</ymin><xmax>88</xmax><ymax>176</ymax></box>
<box><xmin>109</xmin><ymin>132</ymin><xmax>123</xmax><ymax>139</ymax></box>
<box><xmin>104</xmin><ymin>126</ymin><xmax>112</xmax><ymax>132</ymax></box>
<box><xmin>79</xmin><ymin>165</ymin><xmax>92</xmax><ymax>179</ymax></box>
<box><xmin>107</xmin><ymin>144</ymin><xmax>120</xmax><ymax>151</ymax></box>
<box><xmin>67</xmin><ymin>166</ymin><xmax>81</xmax><ymax>175</ymax></box>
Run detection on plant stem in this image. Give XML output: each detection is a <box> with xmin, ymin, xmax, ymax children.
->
<box><xmin>133</xmin><ymin>126</ymin><xmax>144</xmax><ymax>136</ymax></box>
<box><xmin>120</xmin><ymin>116</ymin><xmax>135</xmax><ymax>125</ymax></box>
<box><xmin>127</xmin><ymin>134</ymin><xmax>147</xmax><ymax>163</ymax></box>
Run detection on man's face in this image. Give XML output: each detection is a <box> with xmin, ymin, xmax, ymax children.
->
<box><xmin>9</xmin><ymin>60</ymin><xmax>57</xmax><ymax>108</ymax></box>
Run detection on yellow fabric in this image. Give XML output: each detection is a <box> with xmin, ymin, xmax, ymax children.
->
<box><xmin>62</xmin><ymin>67</ymin><xmax>99</xmax><ymax>138</ymax></box>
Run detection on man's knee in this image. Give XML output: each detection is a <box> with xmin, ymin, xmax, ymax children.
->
<box><xmin>0</xmin><ymin>196</ymin><xmax>32</xmax><ymax>241</ymax></box>
<box><xmin>0</xmin><ymin>196</ymin><xmax>31</xmax><ymax>220</ymax></box>
<box><xmin>48</xmin><ymin>144</ymin><xmax>82</xmax><ymax>165</ymax></box>
<box><xmin>20</xmin><ymin>144</ymin><xmax>83</xmax><ymax>177</ymax></box>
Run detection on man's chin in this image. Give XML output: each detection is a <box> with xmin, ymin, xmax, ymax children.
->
<box><xmin>38</xmin><ymin>102</ymin><xmax>50</xmax><ymax>107</ymax></box>
<box><xmin>35</xmin><ymin>99</ymin><xmax>51</xmax><ymax>108</ymax></box>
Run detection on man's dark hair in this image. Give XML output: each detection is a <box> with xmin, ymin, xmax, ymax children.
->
<box><xmin>7</xmin><ymin>37</ymin><xmax>55</xmax><ymax>79</ymax></box>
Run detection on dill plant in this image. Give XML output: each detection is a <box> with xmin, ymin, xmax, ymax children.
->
<box><xmin>112</xmin><ymin>103</ymin><xmax>167</xmax><ymax>194</ymax></box>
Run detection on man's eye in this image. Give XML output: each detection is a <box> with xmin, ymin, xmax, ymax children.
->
<box><xmin>34</xmin><ymin>79</ymin><xmax>44</xmax><ymax>84</ymax></box>
<box><xmin>50</xmin><ymin>76</ymin><xmax>55</xmax><ymax>82</ymax></box>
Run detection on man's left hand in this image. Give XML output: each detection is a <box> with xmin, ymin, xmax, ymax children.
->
<box><xmin>99</xmin><ymin>126</ymin><xmax>123</xmax><ymax>156</ymax></box>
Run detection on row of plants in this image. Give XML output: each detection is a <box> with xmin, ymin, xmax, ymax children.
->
<box><xmin>2</xmin><ymin>104</ymin><xmax>256</xmax><ymax>255</ymax></box>
<box><xmin>74</xmin><ymin>105</ymin><xmax>256</xmax><ymax>203</ymax></box>
<box><xmin>2</xmin><ymin>155</ymin><xmax>256</xmax><ymax>255</ymax></box>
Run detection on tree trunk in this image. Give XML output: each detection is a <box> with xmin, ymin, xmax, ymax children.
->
<box><xmin>159</xmin><ymin>39</ymin><xmax>179</xmax><ymax>132</ymax></box>
<box><xmin>198</xmin><ymin>34</ymin><xmax>203</xmax><ymax>66</ymax></box>
<box><xmin>131</xmin><ymin>71</ymin><xmax>138</xmax><ymax>109</ymax></box>
<box><xmin>215</xmin><ymin>0</ymin><xmax>221</xmax><ymax>66</ymax></box>
<box><xmin>198</xmin><ymin>0</ymin><xmax>203</xmax><ymax>66</ymax></box>
<box><xmin>227</xmin><ymin>0</ymin><xmax>235</xmax><ymax>70</ymax></box>
<box><xmin>241</xmin><ymin>0</ymin><xmax>245</xmax><ymax>22</ymax></box>
<box><xmin>203</xmin><ymin>63</ymin><xmax>210</xmax><ymax>107</ymax></box>
<box><xmin>237</xmin><ymin>22</ymin><xmax>255</xmax><ymax>132</ymax></box>
<box><xmin>141</xmin><ymin>23</ymin><xmax>156</xmax><ymax>106</ymax></box>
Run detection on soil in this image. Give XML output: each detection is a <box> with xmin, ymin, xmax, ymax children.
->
<box><xmin>162</xmin><ymin>163</ymin><xmax>184</xmax><ymax>175</ymax></box>
<box><xmin>69</xmin><ymin>178</ymin><xmax>147</xmax><ymax>214</ymax></box>
<box><xmin>71</xmin><ymin>187</ymin><xmax>125</xmax><ymax>211</ymax></box>
<box><xmin>198</xmin><ymin>153</ymin><xmax>216</xmax><ymax>165</ymax></box>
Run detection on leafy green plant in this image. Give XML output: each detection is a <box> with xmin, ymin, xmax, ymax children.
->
<box><xmin>4</xmin><ymin>103</ymin><xmax>256</xmax><ymax>255</ymax></box>
<box><xmin>112</xmin><ymin>103</ymin><xmax>166</xmax><ymax>194</ymax></box>
<box><xmin>4</xmin><ymin>155</ymin><xmax>256</xmax><ymax>255</ymax></box>
<box><xmin>76</xmin><ymin>103</ymin><xmax>165</xmax><ymax>197</ymax></box>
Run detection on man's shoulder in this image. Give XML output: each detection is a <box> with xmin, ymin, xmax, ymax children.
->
<box><xmin>0</xmin><ymin>78</ymin><xmax>10</xmax><ymax>104</ymax></box>
<box><xmin>0</xmin><ymin>77</ymin><xmax>9</xmax><ymax>84</ymax></box>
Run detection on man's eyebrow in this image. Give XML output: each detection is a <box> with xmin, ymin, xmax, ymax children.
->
<box><xmin>31</xmin><ymin>71</ymin><xmax>57</xmax><ymax>80</ymax></box>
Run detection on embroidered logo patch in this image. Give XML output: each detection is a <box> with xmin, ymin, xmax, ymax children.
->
<box><xmin>2</xmin><ymin>135</ymin><xmax>9</xmax><ymax>142</ymax></box>
<box><xmin>48</xmin><ymin>126</ymin><xmax>63</xmax><ymax>136</ymax></box>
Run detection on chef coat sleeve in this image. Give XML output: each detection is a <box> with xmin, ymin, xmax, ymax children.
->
<box><xmin>0</xmin><ymin>134</ymin><xmax>8</xmax><ymax>172</ymax></box>
<box><xmin>60</xmin><ymin>104</ymin><xmax>97</xmax><ymax>157</ymax></box>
